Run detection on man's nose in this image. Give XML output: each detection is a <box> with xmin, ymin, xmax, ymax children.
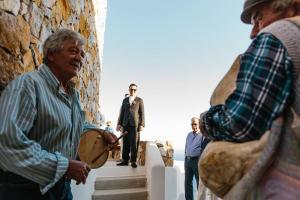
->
<box><xmin>75</xmin><ymin>53</ymin><xmax>83</xmax><ymax>60</ymax></box>
<box><xmin>74</xmin><ymin>53</ymin><xmax>84</xmax><ymax>65</ymax></box>
<box><xmin>250</xmin><ymin>24</ymin><xmax>259</xmax><ymax>39</ymax></box>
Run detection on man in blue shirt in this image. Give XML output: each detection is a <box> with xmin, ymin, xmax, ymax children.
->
<box><xmin>0</xmin><ymin>29</ymin><xmax>99</xmax><ymax>200</ymax></box>
<box><xmin>184</xmin><ymin>117</ymin><xmax>210</xmax><ymax>200</ymax></box>
<box><xmin>105</xmin><ymin>121</ymin><xmax>115</xmax><ymax>134</ymax></box>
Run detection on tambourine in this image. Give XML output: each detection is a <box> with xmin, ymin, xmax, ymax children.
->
<box><xmin>78</xmin><ymin>128</ymin><xmax>116</xmax><ymax>169</ymax></box>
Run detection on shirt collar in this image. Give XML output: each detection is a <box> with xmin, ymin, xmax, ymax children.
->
<box><xmin>39</xmin><ymin>64</ymin><xmax>76</xmax><ymax>94</ymax></box>
<box><xmin>39</xmin><ymin>64</ymin><xmax>60</xmax><ymax>89</ymax></box>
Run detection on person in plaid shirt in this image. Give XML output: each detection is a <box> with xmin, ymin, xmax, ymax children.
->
<box><xmin>199</xmin><ymin>0</ymin><xmax>300</xmax><ymax>199</ymax></box>
<box><xmin>200</xmin><ymin>0</ymin><xmax>298</xmax><ymax>142</ymax></box>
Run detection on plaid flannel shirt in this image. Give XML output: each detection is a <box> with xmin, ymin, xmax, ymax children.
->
<box><xmin>203</xmin><ymin>33</ymin><xmax>293</xmax><ymax>142</ymax></box>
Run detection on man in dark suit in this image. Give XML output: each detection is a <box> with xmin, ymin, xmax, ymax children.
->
<box><xmin>117</xmin><ymin>83</ymin><xmax>145</xmax><ymax>168</ymax></box>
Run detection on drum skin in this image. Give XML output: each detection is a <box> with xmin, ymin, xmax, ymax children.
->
<box><xmin>78</xmin><ymin>129</ymin><xmax>109</xmax><ymax>169</ymax></box>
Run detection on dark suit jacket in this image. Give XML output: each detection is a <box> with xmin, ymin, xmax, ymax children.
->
<box><xmin>118</xmin><ymin>96</ymin><xmax>145</xmax><ymax>128</ymax></box>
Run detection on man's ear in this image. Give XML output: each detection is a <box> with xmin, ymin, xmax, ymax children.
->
<box><xmin>47</xmin><ymin>51</ymin><xmax>55</xmax><ymax>62</ymax></box>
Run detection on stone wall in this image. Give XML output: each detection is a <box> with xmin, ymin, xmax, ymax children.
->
<box><xmin>156</xmin><ymin>140</ymin><xmax>174</xmax><ymax>167</ymax></box>
<box><xmin>0</xmin><ymin>0</ymin><xmax>107</xmax><ymax>124</ymax></box>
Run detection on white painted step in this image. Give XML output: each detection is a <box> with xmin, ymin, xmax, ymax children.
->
<box><xmin>95</xmin><ymin>175</ymin><xmax>146</xmax><ymax>190</ymax></box>
<box><xmin>96</xmin><ymin>165</ymin><xmax>146</xmax><ymax>177</ymax></box>
<box><xmin>92</xmin><ymin>188</ymin><xmax>148</xmax><ymax>200</ymax></box>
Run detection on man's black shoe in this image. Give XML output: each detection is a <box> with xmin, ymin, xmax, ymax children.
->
<box><xmin>116</xmin><ymin>161</ymin><xmax>128</xmax><ymax>166</ymax></box>
<box><xmin>131</xmin><ymin>162</ymin><xmax>137</xmax><ymax>168</ymax></box>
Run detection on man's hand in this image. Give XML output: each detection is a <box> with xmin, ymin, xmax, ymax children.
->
<box><xmin>107</xmin><ymin>144</ymin><xmax>117</xmax><ymax>151</ymax></box>
<box><xmin>66</xmin><ymin>160</ymin><xmax>91</xmax><ymax>185</ymax></box>
<box><xmin>100</xmin><ymin>130</ymin><xmax>117</xmax><ymax>145</ymax></box>
<box><xmin>116</xmin><ymin>125</ymin><xmax>123</xmax><ymax>133</ymax></box>
<box><xmin>116</xmin><ymin>125</ymin><xmax>121</xmax><ymax>131</ymax></box>
<box><xmin>138</xmin><ymin>126</ymin><xmax>144</xmax><ymax>132</ymax></box>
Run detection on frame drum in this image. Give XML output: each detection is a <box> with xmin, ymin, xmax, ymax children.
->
<box><xmin>78</xmin><ymin>129</ymin><xmax>109</xmax><ymax>169</ymax></box>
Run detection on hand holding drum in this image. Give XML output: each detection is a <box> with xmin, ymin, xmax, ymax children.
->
<box><xmin>77</xmin><ymin>129</ymin><xmax>125</xmax><ymax>169</ymax></box>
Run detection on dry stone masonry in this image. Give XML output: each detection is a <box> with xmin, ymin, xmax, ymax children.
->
<box><xmin>0</xmin><ymin>0</ymin><xmax>107</xmax><ymax>125</ymax></box>
<box><xmin>156</xmin><ymin>140</ymin><xmax>174</xmax><ymax>167</ymax></box>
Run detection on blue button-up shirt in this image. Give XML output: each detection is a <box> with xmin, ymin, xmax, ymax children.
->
<box><xmin>105</xmin><ymin>126</ymin><xmax>115</xmax><ymax>134</ymax></box>
<box><xmin>0</xmin><ymin>64</ymin><xmax>92</xmax><ymax>194</ymax></box>
<box><xmin>185</xmin><ymin>131</ymin><xmax>203</xmax><ymax>157</ymax></box>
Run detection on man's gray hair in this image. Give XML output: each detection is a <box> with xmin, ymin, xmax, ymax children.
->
<box><xmin>191</xmin><ymin>117</ymin><xmax>200</xmax><ymax>123</ymax></box>
<box><xmin>271</xmin><ymin>0</ymin><xmax>296</xmax><ymax>14</ymax></box>
<box><xmin>43</xmin><ymin>29</ymin><xmax>85</xmax><ymax>63</ymax></box>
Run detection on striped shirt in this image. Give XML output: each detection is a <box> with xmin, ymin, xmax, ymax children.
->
<box><xmin>203</xmin><ymin>33</ymin><xmax>293</xmax><ymax>142</ymax></box>
<box><xmin>185</xmin><ymin>131</ymin><xmax>203</xmax><ymax>157</ymax></box>
<box><xmin>0</xmin><ymin>64</ymin><xmax>93</xmax><ymax>194</ymax></box>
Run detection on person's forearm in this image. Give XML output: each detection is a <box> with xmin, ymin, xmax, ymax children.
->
<box><xmin>0</xmin><ymin>139</ymin><xmax>69</xmax><ymax>194</ymax></box>
<box><xmin>201</xmin><ymin>105</ymin><xmax>242</xmax><ymax>142</ymax></box>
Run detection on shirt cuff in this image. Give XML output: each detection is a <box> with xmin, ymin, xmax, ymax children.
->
<box><xmin>40</xmin><ymin>152</ymin><xmax>69</xmax><ymax>194</ymax></box>
<box><xmin>203</xmin><ymin>105</ymin><xmax>224</xmax><ymax>140</ymax></box>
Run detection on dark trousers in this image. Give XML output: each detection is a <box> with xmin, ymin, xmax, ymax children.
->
<box><xmin>122</xmin><ymin>125</ymin><xmax>138</xmax><ymax>163</ymax></box>
<box><xmin>0</xmin><ymin>170</ymin><xmax>72</xmax><ymax>200</ymax></box>
<box><xmin>184</xmin><ymin>157</ymin><xmax>199</xmax><ymax>200</ymax></box>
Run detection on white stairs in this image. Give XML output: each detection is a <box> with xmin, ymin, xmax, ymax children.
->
<box><xmin>92</xmin><ymin>161</ymin><xmax>148</xmax><ymax>200</ymax></box>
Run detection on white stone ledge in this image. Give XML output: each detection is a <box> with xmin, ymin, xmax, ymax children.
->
<box><xmin>146</xmin><ymin>142</ymin><xmax>165</xmax><ymax>200</ymax></box>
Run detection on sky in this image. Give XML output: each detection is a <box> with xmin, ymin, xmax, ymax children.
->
<box><xmin>100</xmin><ymin>0</ymin><xmax>252</xmax><ymax>154</ymax></box>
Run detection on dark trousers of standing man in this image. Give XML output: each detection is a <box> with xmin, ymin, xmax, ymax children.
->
<box><xmin>0</xmin><ymin>169</ymin><xmax>72</xmax><ymax>200</ymax></box>
<box><xmin>122</xmin><ymin>125</ymin><xmax>138</xmax><ymax>163</ymax></box>
<box><xmin>184</xmin><ymin>156</ymin><xmax>199</xmax><ymax>200</ymax></box>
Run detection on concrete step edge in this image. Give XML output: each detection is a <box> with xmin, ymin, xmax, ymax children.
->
<box><xmin>93</xmin><ymin>187</ymin><xmax>148</xmax><ymax>195</ymax></box>
<box><xmin>95</xmin><ymin>175</ymin><xmax>146</xmax><ymax>181</ymax></box>
<box><xmin>95</xmin><ymin>177</ymin><xmax>147</xmax><ymax>190</ymax></box>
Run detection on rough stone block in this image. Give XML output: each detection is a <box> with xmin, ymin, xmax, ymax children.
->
<box><xmin>0</xmin><ymin>0</ymin><xmax>20</xmax><ymax>16</ymax></box>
